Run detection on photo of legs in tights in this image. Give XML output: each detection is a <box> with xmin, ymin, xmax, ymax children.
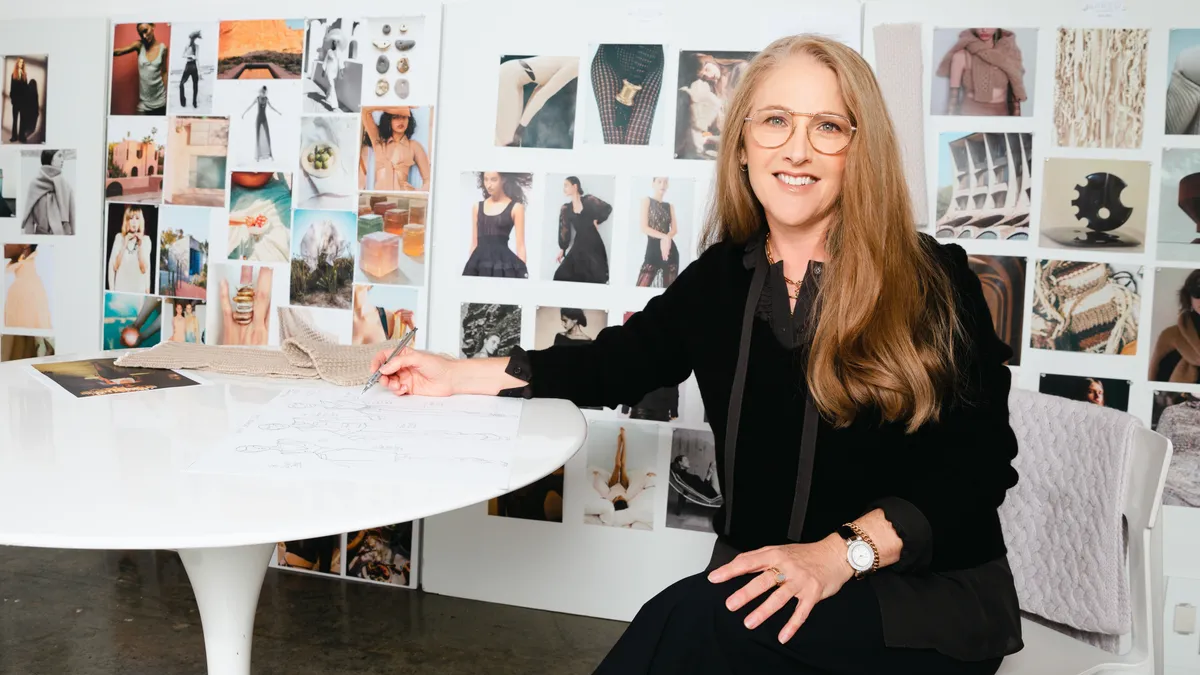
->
<box><xmin>589</xmin><ymin>44</ymin><xmax>664</xmax><ymax>145</ymax></box>
<box><xmin>494</xmin><ymin>55</ymin><xmax>579</xmax><ymax>149</ymax></box>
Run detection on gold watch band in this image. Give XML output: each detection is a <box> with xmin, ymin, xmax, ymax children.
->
<box><xmin>845</xmin><ymin>521</ymin><xmax>880</xmax><ymax>577</ymax></box>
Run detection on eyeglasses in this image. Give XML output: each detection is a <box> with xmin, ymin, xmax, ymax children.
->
<box><xmin>743</xmin><ymin>109</ymin><xmax>856</xmax><ymax>154</ymax></box>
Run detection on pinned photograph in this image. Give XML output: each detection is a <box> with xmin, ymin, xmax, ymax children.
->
<box><xmin>106</xmin><ymin>116</ymin><xmax>166</xmax><ymax>203</ymax></box>
<box><xmin>495</xmin><ymin>55</ymin><xmax>579</xmax><ymax>149</ymax></box>
<box><xmin>361</xmin><ymin>17</ymin><xmax>427</xmax><ymax>106</ymax></box>
<box><xmin>1148</xmin><ymin>267</ymin><xmax>1200</xmax><ymax>384</ymax></box>
<box><xmin>488</xmin><ymin>465</ymin><xmax>564</xmax><ymax>522</ymax></box>
<box><xmin>217</xmin><ymin>20</ymin><xmax>304</xmax><ymax>80</ymax></box>
<box><xmin>461</xmin><ymin>171</ymin><xmax>530</xmax><ymax>279</ymax></box>
<box><xmin>3</xmin><ymin>244</ymin><xmax>54</xmax><ymax>331</ymax></box>
<box><xmin>227</xmin><ymin>171</ymin><xmax>293</xmax><ymax>262</ymax></box>
<box><xmin>1158</xmin><ymin>149</ymin><xmax>1200</xmax><ymax>261</ymax></box>
<box><xmin>967</xmin><ymin>255</ymin><xmax>1026</xmax><ymax>366</ymax></box>
<box><xmin>931</xmin><ymin>28</ymin><xmax>1036</xmax><ymax>117</ymax></box>
<box><xmin>586</xmin><ymin>44</ymin><xmax>666</xmax><ymax>146</ymax></box>
<box><xmin>303</xmin><ymin>17</ymin><xmax>364</xmax><ymax>113</ymax></box>
<box><xmin>627</xmin><ymin>176</ymin><xmax>694</xmax><ymax>288</ymax></box>
<box><xmin>1166</xmin><ymin>29</ymin><xmax>1200</xmax><ymax>135</ymax></box>
<box><xmin>294</xmin><ymin>115</ymin><xmax>360</xmax><ymax>211</ymax></box>
<box><xmin>19</xmin><ymin>149</ymin><xmax>76</xmax><ymax>235</ymax></box>
<box><xmin>619</xmin><ymin>312</ymin><xmax>680</xmax><ymax>421</ymax></box>
<box><xmin>352</xmin><ymin>283</ymin><xmax>416</xmax><ymax>345</ymax></box>
<box><xmin>164</xmin><ymin>116</ymin><xmax>230</xmax><ymax>208</ymax></box>
<box><xmin>346</xmin><ymin>523</ymin><xmax>414</xmax><ymax>587</ymax></box>
<box><xmin>163</xmin><ymin>298</ymin><xmax>207</xmax><ymax>344</ymax></box>
<box><xmin>1039</xmin><ymin>373</ymin><xmax>1129</xmax><ymax>411</ymax></box>
<box><xmin>168</xmin><ymin>22</ymin><xmax>218</xmax><ymax>114</ymax></box>
<box><xmin>543</xmin><ymin>173</ymin><xmax>613</xmax><ymax>285</ymax></box>
<box><xmin>105</xmin><ymin>203</ymin><xmax>159</xmax><ymax>295</ymax></box>
<box><xmin>31</xmin><ymin>357</ymin><xmax>201</xmax><ymax>398</ymax></box>
<box><xmin>934</xmin><ymin>132</ymin><xmax>1032</xmax><ymax>241</ymax></box>
<box><xmin>276</xmin><ymin>536</ymin><xmax>341</xmax><ymax>576</ymax></box>
<box><xmin>110</xmin><ymin>23</ymin><xmax>170</xmax><ymax>116</ymax></box>
<box><xmin>1030</xmin><ymin>259</ymin><xmax>1141</xmax><ymax>355</ymax></box>
<box><xmin>1</xmin><ymin>335</ymin><xmax>55</xmax><ymax>361</ymax></box>
<box><xmin>102</xmin><ymin>292</ymin><xmax>162</xmax><ymax>350</ymax></box>
<box><xmin>212</xmin><ymin>263</ymin><xmax>283</xmax><ymax>346</ymax></box>
<box><xmin>158</xmin><ymin>205</ymin><xmax>211</xmax><ymax>299</ymax></box>
<box><xmin>290</xmin><ymin>208</ymin><xmax>356</xmax><ymax>309</ymax></box>
<box><xmin>666</xmin><ymin>428</ymin><xmax>722</xmax><ymax>532</ymax></box>
<box><xmin>1040</xmin><ymin>158</ymin><xmax>1150</xmax><ymax>251</ymax></box>
<box><xmin>535</xmin><ymin>306</ymin><xmax>606</xmax><ymax>349</ymax></box>
<box><xmin>460</xmin><ymin>302</ymin><xmax>520</xmax><ymax>359</ymax></box>
<box><xmin>359</xmin><ymin>106</ymin><xmax>432</xmax><ymax>192</ymax></box>
<box><xmin>1054</xmin><ymin>28</ymin><xmax>1148</xmax><ymax>149</ymax></box>
<box><xmin>1150</xmin><ymin>391</ymin><xmax>1200</xmax><ymax>508</ymax></box>
<box><xmin>584</xmin><ymin>422</ymin><xmax>659</xmax><ymax>530</ymax></box>
<box><xmin>675</xmin><ymin>50</ymin><xmax>755</xmax><ymax>160</ymax></box>
<box><xmin>220</xmin><ymin>80</ymin><xmax>301</xmax><ymax>171</ymax></box>
<box><xmin>0</xmin><ymin>151</ymin><xmax>16</xmax><ymax>217</ymax></box>
<box><xmin>2</xmin><ymin>55</ymin><xmax>48</xmax><ymax>144</ymax></box>
<box><xmin>356</xmin><ymin>192</ymin><xmax>426</xmax><ymax>286</ymax></box>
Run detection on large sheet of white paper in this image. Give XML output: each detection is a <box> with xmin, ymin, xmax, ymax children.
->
<box><xmin>187</xmin><ymin>388</ymin><xmax>521</xmax><ymax>489</ymax></box>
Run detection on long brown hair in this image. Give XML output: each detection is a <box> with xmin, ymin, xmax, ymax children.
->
<box><xmin>699</xmin><ymin>34</ymin><xmax>961</xmax><ymax>433</ymax></box>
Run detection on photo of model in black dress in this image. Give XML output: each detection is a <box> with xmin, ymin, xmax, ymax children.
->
<box><xmin>636</xmin><ymin>177</ymin><xmax>680</xmax><ymax>287</ymax></box>
<box><xmin>462</xmin><ymin>171</ymin><xmax>530</xmax><ymax>278</ymax></box>
<box><xmin>554</xmin><ymin>176</ymin><xmax>611</xmax><ymax>284</ymax></box>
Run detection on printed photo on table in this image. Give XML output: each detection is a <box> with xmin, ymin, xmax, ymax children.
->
<box><xmin>227</xmin><ymin>171</ymin><xmax>293</xmax><ymax>262</ymax></box>
<box><xmin>346</xmin><ymin>522</ymin><xmax>413</xmax><ymax>587</ymax></box>
<box><xmin>220</xmin><ymin>80</ymin><xmax>301</xmax><ymax>171</ymax></box>
<box><xmin>302</xmin><ymin>17</ymin><xmax>363</xmax><ymax>113</ymax></box>
<box><xmin>460</xmin><ymin>171</ymin><xmax>530</xmax><ymax>279</ymax></box>
<box><xmin>1040</xmin><ymin>158</ymin><xmax>1150</xmax><ymax>252</ymax></box>
<box><xmin>1166</xmin><ymin>29</ymin><xmax>1200</xmax><ymax>136</ymax></box>
<box><xmin>2</xmin><ymin>54</ymin><xmax>48</xmax><ymax>144</ymax></box>
<box><xmin>930</xmin><ymin>28</ymin><xmax>1035</xmax><ymax>117</ymax></box>
<box><xmin>674</xmin><ymin>50</ymin><xmax>755</xmax><ymax>160</ymax></box>
<box><xmin>19</xmin><ymin>149</ymin><xmax>76</xmax><ymax>236</ymax></box>
<box><xmin>290</xmin><ymin>208</ymin><xmax>357</xmax><ymax>309</ymax></box>
<box><xmin>105</xmin><ymin>203</ymin><xmax>158</xmax><ymax>295</ymax></box>
<box><xmin>110</xmin><ymin>22</ymin><xmax>170</xmax><ymax>116</ymax></box>
<box><xmin>359</xmin><ymin>106</ymin><xmax>432</xmax><ymax>192</ymax></box>
<box><xmin>459</xmin><ymin>302</ymin><xmax>520</xmax><ymax>359</ymax></box>
<box><xmin>102</xmin><ymin>292</ymin><xmax>162</xmax><ymax>350</ymax></box>
<box><xmin>1054</xmin><ymin>28</ymin><xmax>1148</xmax><ymax>149</ymax></box>
<box><xmin>585</xmin><ymin>43</ymin><xmax>666</xmax><ymax>146</ymax></box>
<box><xmin>217</xmin><ymin>20</ymin><xmax>304</xmax><ymax>80</ymax></box>
<box><xmin>0</xmin><ymin>151</ymin><xmax>17</xmax><ymax>216</ymax></box>
<box><xmin>542</xmin><ymin>173</ymin><xmax>613</xmax><ymax>285</ymax></box>
<box><xmin>488</xmin><ymin>464</ymin><xmax>564</xmax><ymax>523</ymax></box>
<box><xmin>168</xmin><ymin>22</ymin><xmax>218</xmax><ymax>115</ymax></box>
<box><xmin>294</xmin><ymin>115</ymin><xmax>360</xmax><ymax>211</ymax></box>
<box><xmin>584</xmin><ymin>421</ymin><xmax>660</xmax><ymax>531</ymax></box>
<box><xmin>1147</xmin><ymin>266</ymin><xmax>1200</xmax><ymax>385</ymax></box>
<box><xmin>212</xmin><ymin>263</ymin><xmax>279</xmax><ymax>346</ymax></box>
<box><xmin>106</xmin><ymin>116</ymin><xmax>166</xmax><ymax>203</ymax></box>
<box><xmin>1030</xmin><ymin>259</ymin><xmax>1141</xmax><ymax>355</ymax></box>
<box><xmin>162</xmin><ymin>298</ymin><xmax>207</xmax><ymax>344</ymax></box>
<box><xmin>1158</xmin><ymin>149</ymin><xmax>1200</xmax><ymax>262</ymax></box>
<box><xmin>356</xmin><ymin>192</ymin><xmax>426</xmax><ymax>286</ymax></box>
<box><xmin>276</xmin><ymin>536</ymin><xmax>341</xmax><ymax>576</ymax></box>
<box><xmin>3</xmin><ymin>244</ymin><xmax>54</xmax><ymax>332</ymax></box>
<box><xmin>495</xmin><ymin>55</ymin><xmax>578</xmax><ymax>149</ymax></box>
<box><xmin>158</xmin><ymin>205</ymin><xmax>211</xmax><ymax>299</ymax></box>
<box><xmin>32</xmin><ymin>357</ymin><xmax>200</xmax><ymax>398</ymax></box>
<box><xmin>1038</xmin><ymin>374</ymin><xmax>1129</xmax><ymax>412</ymax></box>
<box><xmin>627</xmin><ymin>177</ymin><xmax>693</xmax><ymax>288</ymax></box>
<box><xmin>966</xmin><ymin>254</ymin><xmax>1026</xmax><ymax>366</ymax></box>
<box><xmin>618</xmin><ymin>311</ymin><xmax>680</xmax><ymax>422</ymax></box>
<box><xmin>352</xmin><ymin>283</ymin><xmax>417</xmax><ymax>345</ymax></box>
<box><xmin>1</xmin><ymin>335</ymin><xmax>55</xmax><ymax>362</ymax></box>
<box><xmin>1151</xmin><ymin>390</ymin><xmax>1200</xmax><ymax>508</ymax></box>
<box><xmin>164</xmin><ymin>116</ymin><xmax>230</xmax><ymax>208</ymax></box>
<box><xmin>666</xmin><ymin>428</ymin><xmax>721</xmax><ymax>532</ymax></box>
<box><xmin>933</xmin><ymin>132</ymin><xmax>1032</xmax><ymax>241</ymax></box>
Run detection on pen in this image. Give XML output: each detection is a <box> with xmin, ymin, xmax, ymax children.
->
<box><xmin>361</xmin><ymin>328</ymin><xmax>418</xmax><ymax>395</ymax></box>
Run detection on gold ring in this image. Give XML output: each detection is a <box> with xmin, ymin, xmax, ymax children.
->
<box><xmin>768</xmin><ymin>567</ymin><xmax>786</xmax><ymax>586</ymax></box>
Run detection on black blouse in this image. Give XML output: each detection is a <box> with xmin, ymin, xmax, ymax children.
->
<box><xmin>501</xmin><ymin>228</ymin><xmax>1023</xmax><ymax>662</ymax></box>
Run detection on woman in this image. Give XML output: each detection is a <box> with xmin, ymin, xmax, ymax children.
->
<box><xmin>180</xmin><ymin>30</ymin><xmax>201</xmax><ymax>109</ymax></box>
<box><xmin>636</xmin><ymin>176</ymin><xmax>680</xmax><ymax>287</ymax></box>
<box><xmin>360</xmin><ymin>107</ymin><xmax>431</xmax><ymax>191</ymax></box>
<box><xmin>554</xmin><ymin>177</ymin><xmax>611</xmax><ymax>284</ymax></box>
<box><xmin>242</xmin><ymin>86</ymin><xmax>281</xmax><ymax>162</ymax></box>
<box><xmin>495</xmin><ymin>55</ymin><xmax>579</xmax><ymax>147</ymax></box>
<box><xmin>184</xmin><ymin>302</ymin><xmax>200</xmax><ymax>343</ymax></box>
<box><xmin>1149</xmin><ymin>269</ymin><xmax>1200</xmax><ymax>383</ymax></box>
<box><xmin>112</xmin><ymin>23</ymin><xmax>168</xmax><ymax>115</ymax></box>
<box><xmin>4</xmin><ymin>244</ymin><xmax>51</xmax><ymax>330</ymax></box>
<box><xmin>936</xmin><ymin>28</ymin><xmax>1027</xmax><ymax>116</ymax></box>
<box><xmin>462</xmin><ymin>171</ymin><xmax>529</xmax><ymax>278</ymax></box>
<box><xmin>371</xmin><ymin>34</ymin><xmax>1022</xmax><ymax>673</ymax></box>
<box><xmin>107</xmin><ymin>205</ymin><xmax>152</xmax><ymax>294</ymax></box>
<box><xmin>22</xmin><ymin>149</ymin><xmax>74</xmax><ymax>235</ymax></box>
<box><xmin>554</xmin><ymin>307</ymin><xmax>592</xmax><ymax>345</ymax></box>
<box><xmin>8</xmin><ymin>58</ymin><xmax>26</xmax><ymax>142</ymax></box>
<box><xmin>169</xmin><ymin>302</ymin><xmax>186</xmax><ymax>342</ymax></box>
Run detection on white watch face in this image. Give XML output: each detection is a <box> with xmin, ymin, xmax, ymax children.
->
<box><xmin>847</xmin><ymin>540</ymin><xmax>874</xmax><ymax>571</ymax></box>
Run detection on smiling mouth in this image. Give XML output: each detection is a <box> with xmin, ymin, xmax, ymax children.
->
<box><xmin>776</xmin><ymin>173</ymin><xmax>818</xmax><ymax>187</ymax></box>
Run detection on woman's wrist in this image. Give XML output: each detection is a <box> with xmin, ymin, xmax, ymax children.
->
<box><xmin>448</xmin><ymin>356</ymin><xmax>525</xmax><ymax>396</ymax></box>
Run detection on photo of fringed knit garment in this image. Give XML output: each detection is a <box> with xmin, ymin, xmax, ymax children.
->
<box><xmin>1030</xmin><ymin>260</ymin><xmax>1141</xmax><ymax>355</ymax></box>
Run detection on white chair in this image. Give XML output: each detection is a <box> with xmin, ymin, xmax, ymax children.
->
<box><xmin>997</xmin><ymin>411</ymin><xmax>1172</xmax><ymax>675</ymax></box>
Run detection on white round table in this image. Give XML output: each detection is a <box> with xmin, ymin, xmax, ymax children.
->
<box><xmin>0</xmin><ymin>353</ymin><xmax>585</xmax><ymax>674</ymax></box>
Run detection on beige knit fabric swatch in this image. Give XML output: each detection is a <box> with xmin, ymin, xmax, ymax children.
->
<box><xmin>873</xmin><ymin>23</ymin><xmax>929</xmax><ymax>227</ymax></box>
<box><xmin>113</xmin><ymin>307</ymin><xmax>402</xmax><ymax>387</ymax></box>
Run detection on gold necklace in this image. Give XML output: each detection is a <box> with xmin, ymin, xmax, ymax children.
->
<box><xmin>765</xmin><ymin>233</ymin><xmax>802</xmax><ymax>299</ymax></box>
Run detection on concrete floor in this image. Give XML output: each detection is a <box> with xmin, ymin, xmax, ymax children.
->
<box><xmin>0</xmin><ymin>547</ymin><xmax>627</xmax><ymax>674</ymax></box>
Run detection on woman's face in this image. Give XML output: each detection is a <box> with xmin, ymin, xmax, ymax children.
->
<box><xmin>175</xmin><ymin>304</ymin><xmax>183</xmax><ymax>316</ymax></box>
<box><xmin>484</xmin><ymin>335</ymin><xmax>500</xmax><ymax>352</ymax></box>
<box><xmin>390</xmin><ymin>114</ymin><xmax>410</xmax><ymax>136</ymax></box>
<box><xmin>700</xmin><ymin>62</ymin><xmax>720</xmax><ymax>81</ymax></box>
<box><xmin>1086</xmin><ymin>381</ymin><xmax>1105</xmax><ymax>406</ymax></box>
<box><xmin>126</xmin><ymin>210</ymin><xmax>144</xmax><ymax>235</ymax></box>
<box><xmin>563</xmin><ymin>180</ymin><xmax>578</xmax><ymax>196</ymax></box>
<box><xmin>483</xmin><ymin>172</ymin><xmax>502</xmax><ymax>196</ymax></box>
<box><xmin>974</xmin><ymin>28</ymin><xmax>996</xmax><ymax>41</ymax></box>
<box><xmin>652</xmin><ymin>177</ymin><xmax>668</xmax><ymax>194</ymax></box>
<box><xmin>185</xmin><ymin>303</ymin><xmax>194</xmax><ymax>316</ymax></box>
<box><xmin>16</xmin><ymin>58</ymin><xmax>24</xmax><ymax>69</ymax></box>
<box><xmin>1190</xmin><ymin>294</ymin><xmax>1200</xmax><ymax>313</ymax></box>
<box><xmin>742</xmin><ymin>54</ymin><xmax>848</xmax><ymax>233</ymax></box>
<box><xmin>138</xmin><ymin>24</ymin><xmax>155</xmax><ymax>44</ymax></box>
<box><xmin>50</xmin><ymin>151</ymin><xmax>63</xmax><ymax>169</ymax></box>
<box><xmin>560</xmin><ymin>316</ymin><xmax>577</xmax><ymax>330</ymax></box>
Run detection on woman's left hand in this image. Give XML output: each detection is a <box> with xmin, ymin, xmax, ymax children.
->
<box><xmin>707</xmin><ymin>536</ymin><xmax>854</xmax><ymax>643</ymax></box>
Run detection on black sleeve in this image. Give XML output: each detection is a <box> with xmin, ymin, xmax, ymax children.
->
<box><xmin>557</xmin><ymin>205</ymin><xmax>571</xmax><ymax>251</ymax></box>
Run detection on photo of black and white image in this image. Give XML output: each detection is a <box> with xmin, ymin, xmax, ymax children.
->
<box><xmin>966</xmin><ymin>254</ymin><xmax>1026</xmax><ymax>366</ymax></box>
<box><xmin>627</xmin><ymin>177</ymin><xmax>694</xmax><ymax>288</ymax></box>
<box><xmin>666</xmin><ymin>428</ymin><xmax>722</xmax><ymax>532</ymax></box>
<box><xmin>0</xmin><ymin>151</ymin><xmax>17</xmax><ymax>217</ymax></box>
<box><xmin>1157</xmin><ymin>149</ymin><xmax>1200</xmax><ymax>262</ymax></box>
<box><xmin>934</xmin><ymin>132</ymin><xmax>1032</xmax><ymax>241</ymax></box>
<box><xmin>543</xmin><ymin>173</ymin><xmax>613</xmax><ymax>284</ymax></box>
<box><xmin>460</xmin><ymin>302</ymin><xmax>520</xmax><ymax>359</ymax></box>
<box><xmin>584</xmin><ymin>422</ymin><xmax>659</xmax><ymax>530</ymax></box>
<box><xmin>19</xmin><ymin>149</ymin><xmax>76</xmax><ymax>236</ymax></box>
<box><xmin>276</xmin><ymin>536</ymin><xmax>342</xmax><ymax>577</ymax></box>
<box><xmin>346</xmin><ymin>522</ymin><xmax>413</xmax><ymax>587</ymax></box>
<box><xmin>1039</xmin><ymin>374</ymin><xmax>1129</xmax><ymax>412</ymax></box>
<box><xmin>1030</xmin><ymin>259</ymin><xmax>1141</xmax><ymax>355</ymax></box>
<box><xmin>461</xmin><ymin>171</ymin><xmax>530</xmax><ymax>279</ymax></box>
<box><xmin>930</xmin><ymin>28</ymin><xmax>1036</xmax><ymax>117</ymax></box>
<box><xmin>303</xmin><ymin>17</ymin><xmax>363</xmax><ymax>113</ymax></box>
<box><xmin>675</xmin><ymin>50</ymin><xmax>754</xmax><ymax>160</ymax></box>
<box><xmin>2</xmin><ymin>55</ymin><xmax>47</xmax><ymax>145</ymax></box>
<box><xmin>295</xmin><ymin>115</ymin><xmax>360</xmax><ymax>211</ymax></box>
<box><xmin>1165</xmin><ymin>29</ymin><xmax>1200</xmax><ymax>135</ymax></box>
<box><xmin>1041</xmin><ymin>158</ymin><xmax>1150</xmax><ymax>251</ymax></box>
<box><xmin>168</xmin><ymin>22</ymin><xmax>218</xmax><ymax>115</ymax></box>
<box><xmin>619</xmin><ymin>311</ymin><xmax>680</xmax><ymax>422</ymax></box>
<box><xmin>1147</xmin><ymin>267</ymin><xmax>1200</xmax><ymax>385</ymax></box>
<box><xmin>220</xmin><ymin>80</ymin><xmax>302</xmax><ymax>172</ymax></box>
<box><xmin>535</xmin><ymin>306</ymin><xmax>607</xmax><ymax>349</ymax></box>
<box><xmin>585</xmin><ymin>44</ymin><xmax>666</xmax><ymax>146</ymax></box>
<box><xmin>1151</xmin><ymin>390</ymin><xmax>1200</xmax><ymax>508</ymax></box>
<box><xmin>495</xmin><ymin>55</ymin><xmax>578</xmax><ymax>149</ymax></box>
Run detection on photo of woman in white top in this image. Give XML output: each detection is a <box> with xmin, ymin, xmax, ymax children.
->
<box><xmin>107</xmin><ymin>204</ymin><xmax>154</xmax><ymax>294</ymax></box>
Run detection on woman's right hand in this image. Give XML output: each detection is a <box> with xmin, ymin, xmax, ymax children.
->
<box><xmin>370</xmin><ymin>347</ymin><xmax>457</xmax><ymax>397</ymax></box>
